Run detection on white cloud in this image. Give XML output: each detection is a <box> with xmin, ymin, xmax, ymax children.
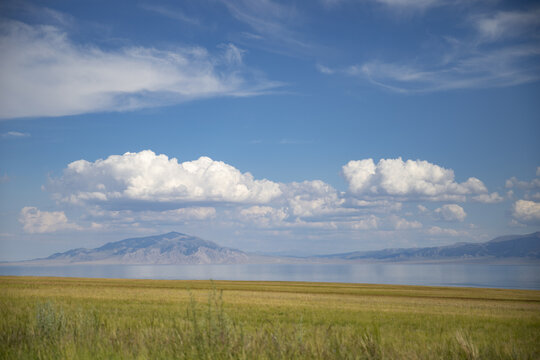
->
<box><xmin>475</xmin><ymin>10</ymin><xmax>540</xmax><ymax>42</ymax></box>
<box><xmin>347</xmin><ymin>215</ymin><xmax>379</xmax><ymax>230</ymax></box>
<box><xmin>349</xmin><ymin>199</ymin><xmax>403</xmax><ymax>212</ymax></box>
<box><xmin>472</xmin><ymin>192</ymin><xmax>503</xmax><ymax>204</ymax></box>
<box><xmin>139</xmin><ymin>3</ymin><xmax>200</xmax><ymax>25</ymax></box>
<box><xmin>316</xmin><ymin>64</ymin><xmax>335</xmax><ymax>74</ymax></box>
<box><xmin>355</xmin><ymin>44</ymin><xmax>540</xmax><ymax>92</ymax></box>
<box><xmin>219</xmin><ymin>0</ymin><xmax>314</xmax><ymax>55</ymax></box>
<box><xmin>374</xmin><ymin>0</ymin><xmax>441</xmax><ymax>9</ymax></box>
<box><xmin>239</xmin><ymin>206</ymin><xmax>288</xmax><ymax>227</ymax></box>
<box><xmin>505</xmin><ymin>175</ymin><xmax>540</xmax><ymax>190</ymax></box>
<box><xmin>48</xmin><ymin>150</ymin><xmax>282</xmax><ymax>207</ymax></box>
<box><xmin>321</xmin><ymin>0</ymin><xmax>449</xmax><ymax>10</ymax></box>
<box><xmin>426</xmin><ymin>226</ymin><xmax>461</xmax><ymax>236</ymax></box>
<box><xmin>39</xmin><ymin>151</ymin><xmax>498</xmax><ymax>238</ymax></box>
<box><xmin>342</xmin><ymin>158</ymin><xmax>487</xmax><ymax>201</ymax></box>
<box><xmin>1</xmin><ymin>131</ymin><xmax>30</xmax><ymax>138</ymax></box>
<box><xmin>389</xmin><ymin>215</ymin><xmax>422</xmax><ymax>230</ymax></box>
<box><xmin>434</xmin><ymin>204</ymin><xmax>466</xmax><ymax>222</ymax></box>
<box><xmin>19</xmin><ymin>206</ymin><xmax>80</xmax><ymax>233</ymax></box>
<box><xmin>512</xmin><ymin>200</ymin><xmax>540</xmax><ymax>225</ymax></box>
<box><xmin>0</xmin><ymin>20</ymin><xmax>278</xmax><ymax>119</ymax></box>
<box><xmin>86</xmin><ymin>207</ymin><xmax>216</xmax><ymax>227</ymax></box>
<box><xmin>280</xmin><ymin>180</ymin><xmax>348</xmax><ymax>218</ymax></box>
<box><xmin>320</xmin><ymin>7</ymin><xmax>540</xmax><ymax>92</ymax></box>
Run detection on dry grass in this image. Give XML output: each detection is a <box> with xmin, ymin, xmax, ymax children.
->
<box><xmin>1</xmin><ymin>276</ymin><xmax>539</xmax><ymax>359</ymax></box>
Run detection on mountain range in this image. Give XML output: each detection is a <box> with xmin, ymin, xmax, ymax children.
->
<box><xmin>33</xmin><ymin>232</ymin><xmax>250</xmax><ymax>265</ymax></box>
<box><xmin>315</xmin><ymin>232</ymin><xmax>540</xmax><ymax>263</ymax></box>
<box><xmin>9</xmin><ymin>231</ymin><xmax>540</xmax><ymax>265</ymax></box>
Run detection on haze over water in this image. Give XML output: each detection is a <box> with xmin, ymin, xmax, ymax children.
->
<box><xmin>2</xmin><ymin>263</ymin><xmax>539</xmax><ymax>290</ymax></box>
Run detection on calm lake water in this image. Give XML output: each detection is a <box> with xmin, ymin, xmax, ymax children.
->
<box><xmin>1</xmin><ymin>263</ymin><xmax>539</xmax><ymax>290</ymax></box>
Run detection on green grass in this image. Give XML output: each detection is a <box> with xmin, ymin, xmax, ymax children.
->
<box><xmin>1</xmin><ymin>276</ymin><xmax>539</xmax><ymax>359</ymax></box>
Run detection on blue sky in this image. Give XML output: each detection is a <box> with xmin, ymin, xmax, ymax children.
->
<box><xmin>0</xmin><ymin>0</ymin><xmax>539</xmax><ymax>260</ymax></box>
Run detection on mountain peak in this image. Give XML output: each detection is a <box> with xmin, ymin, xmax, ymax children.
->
<box><xmin>43</xmin><ymin>232</ymin><xmax>249</xmax><ymax>264</ymax></box>
<box><xmin>163</xmin><ymin>231</ymin><xmax>185</xmax><ymax>237</ymax></box>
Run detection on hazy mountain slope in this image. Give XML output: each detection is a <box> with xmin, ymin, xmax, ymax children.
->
<box><xmin>11</xmin><ymin>231</ymin><xmax>540</xmax><ymax>266</ymax></box>
<box><xmin>42</xmin><ymin>232</ymin><xmax>250</xmax><ymax>264</ymax></box>
<box><xmin>317</xmin><ymin>232</ymin><xmax>540</xmax><ymax>261</ymax></box>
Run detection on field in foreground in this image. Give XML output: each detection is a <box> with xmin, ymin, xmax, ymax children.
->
<box><xmin>1</xmin><ymin>276</ymin><xmax>539</xmax><ymax>359</ymax></box>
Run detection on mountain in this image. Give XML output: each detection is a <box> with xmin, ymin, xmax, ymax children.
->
<box><xmin>315</xmin><ymin>232</ymin><xmax>540</xmax><ymax>263</ymax></box>
<box><xmin>35</xmin><ymin>232</ymin><xmax>250</xmax><ymax>265</ymax></box>
<box><xmin>9</xmin><ymin>231</ymin><xmax>540</xmax><ymax>266</ymax></box>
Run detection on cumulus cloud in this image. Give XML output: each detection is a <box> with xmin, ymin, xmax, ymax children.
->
<box><xmin>344</xmin><ymin>215</ymin><xmax>379</xmax><ymax>230</ymax></box>
<box><xmin>512</xmin><ymin>200</ymin><xmax>540</xmax><ymax>225</ymax></box>
<box><xmin>48</xmin><ymin>150</ymin><xmax>282</xmax><ymax>207</ymax></box>
<box><xmin>85</xmin><ymin>207</ymin><xmax>216</xmax><ymax>229</ymax></box>
<box><xmin>19</xmin><ymin>206</ymin><xmax>80</xmax><ymax>233</ymax></box>
<box><xmin>388</xmin><ymin>215</ymin><xmax>422</xmax><ymax>230</ymax></box>
<box><xmin>239</xmin><ymin>206</ymin><xmax>288</xmax><ymax>227</ymax></box>
<box><xmin>280</xmin><ymin>180</ymin><xmax>348</xmax><ymax>218</ymax></box>
<box><xmin>472</xmin><ymin>192</ymin><xmax>503</xmax><ymax>204</ymax></box>
<box><xmin>505</xmin><ymin>170</ymin><xmax>540</xmax><ymax>202</ymax></box>
<box><xmin>426</xmin><ymin>226</ymin><xmax>461</xmax><ymax>236</ymax></box>
<box><xmin>38</xmin><ymin>151</ymin><xmax>500</xmax><ymax>238</ymax></box>
<box><xmin>506</xmin><ymin>175</ymin><xmax>540</xmax><ymax>190</ymax></box>
<box><xmin>342</xmin><ymin>158</ymin><xmax>487</xmax><ymax>201</ymax></box>
<box><xmin>348</xmin><ymin>199</ymin><xmax>403</xmax><ymax>213</ymax></box>
<box><xmin>0</xmin><ymin>20</ymin><xmax>278</xmax><ymax>119</ymax></box>
<box><xmin>434</xmin><ymin>204</ymin><xmax>466</xmax><ymax>222</ymax></box>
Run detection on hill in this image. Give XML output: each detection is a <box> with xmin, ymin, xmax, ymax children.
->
<box><xmin>34</xmin><ymin>232</ymin><xmax>250</xmax><ymax>265</ymax></box>
<box><xmin>316</xmin><ymin>231</ymin><xmax>540</xmax><ymax>262</ymax></box>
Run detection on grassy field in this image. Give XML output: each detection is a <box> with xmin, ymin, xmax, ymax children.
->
<box><xmin>1</xmin><ymin>276</ymin><xmax>539</xmax><ymax>359</ymax></box>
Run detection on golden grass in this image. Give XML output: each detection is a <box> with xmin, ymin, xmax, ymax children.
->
<box><xmin>1</xmin><ymin>276</ymin><xmax>539</xmax><ymax>359</ymax></box>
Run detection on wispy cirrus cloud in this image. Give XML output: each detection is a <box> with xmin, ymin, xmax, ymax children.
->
<box><xmin>318</xmin><ymin>7</ymin><xmax>540</xmax><ymax>92</ymax></box>
<box><xmin>138</xmin><ymin>3</ymin><xmax>200</xmax><ymax>26</ymax></box>
<box><xmin>1</xmin><ymin>131</ymin><xmax>30</xmax><ymax>138</ymax></box>
<box><xmin>219</xmin><ymin>0</ymin><xmax>315</xmax><ymax>55</ymax></box>
<box><xmin>0</xmin><ymin>20</ymin><xmax>280</xmax><ymax>119</ymax></box>
<box><xmin>322</xmin><ymin>0</ymin><xmax>469</xmax><ymax>11</ymax></box>
<box><xmin>324</xmin><ymin>43</ymin><xmax>540</xmax><ymax>92</ymax></box>
<box><xmin>474</xmin><ymin>9</ymin><xmax>540</xmax><ymax>42</ymax></box>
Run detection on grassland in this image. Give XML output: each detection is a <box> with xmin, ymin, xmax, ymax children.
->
<box><xmin>1</xmin><ymin>276</ymin><xmax>539</xmax><ymax>359</ymax></box>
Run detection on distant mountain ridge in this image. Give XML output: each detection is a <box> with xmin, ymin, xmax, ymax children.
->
<box><xmin>315</xmin><ymin>232</ymin><xmax>540</xmax><ymax>262</ymax></box>
<box><xmin>41</xmin><ymin>232</ymin><xmax>250</xmax><ymax>265</ymax></box>
<box><xmin>9</xmin><ymin>231</ymin><xmax>540</xmax><ymax>265</ymax></box>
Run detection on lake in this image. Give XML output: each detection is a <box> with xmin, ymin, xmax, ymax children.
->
<box><xmin>1</xmin><ymin>263</ymin><xmax>539</xmax><ymax>290</ymax></box>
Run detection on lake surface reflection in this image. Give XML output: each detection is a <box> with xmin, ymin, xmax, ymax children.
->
<box><xmin>1</xmin><ymin>263</ymin><xmax>539</xmax><ymax>290</ymax></box>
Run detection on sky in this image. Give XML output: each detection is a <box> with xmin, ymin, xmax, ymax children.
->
<box><xmin>0</xmin><ymin>0</ymin><xmax>539</xmax><ymax>261</ymax></box>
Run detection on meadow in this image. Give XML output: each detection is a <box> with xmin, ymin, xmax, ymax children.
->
<box><xmin>1</xmin><ymin>276</ymin><xmax>539</xmax><ymax>359</ymax></box>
